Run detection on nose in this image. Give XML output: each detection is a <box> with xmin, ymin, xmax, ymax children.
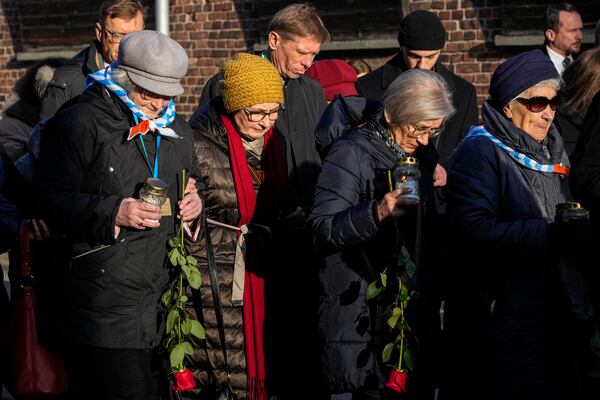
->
<box><xmin>416</xmin><ymin>135</ymin><xmax>429</xmax><ymax>146</ymax></box>
<box><xmin>301</xmin><ymin>54</ymin><xmax>315</xmax><ymax>70</ymax></box>
<box><xmin>541</xmin><ymin>105</ymin><xmax>555</xmax><ymax>121</ymax></box>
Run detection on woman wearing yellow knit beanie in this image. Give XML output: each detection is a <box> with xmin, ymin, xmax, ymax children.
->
<box><xmin>184</xmin><ymin>52</ymin><xmax>285</xmax><ymax>400</ymax></box>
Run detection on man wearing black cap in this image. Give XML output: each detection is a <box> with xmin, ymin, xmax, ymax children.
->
<box><xmin>357</xmin><ymin>10</ymin><xmax>477</xmax><ymax>175</ymax></box>
<box><xmin>33</xmin><ymin>31</ymin><xmax>201</xmax><ymax>400</ymax></box>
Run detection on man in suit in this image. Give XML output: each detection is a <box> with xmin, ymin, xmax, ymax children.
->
<box><xmin>543</xmin><ymin>2</ymin><xmax>583</xmax><ymax>75</ymax></box>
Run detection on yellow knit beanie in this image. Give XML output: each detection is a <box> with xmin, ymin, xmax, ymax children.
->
<box><xmin>220</xmin><ymin>53</ymin><xmax>284</xmax><ymax>113</ymax></box>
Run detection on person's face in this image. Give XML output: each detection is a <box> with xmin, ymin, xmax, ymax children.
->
<box><xmin>387</xmin><ymin>117</ymin><xmax>444</xmax><ymax>154</ymax></box>
<box><xmin>95</xmin><ymin>11</ymin><xmax>144</xmax><ymax>63</ymax></box>
<box><xmin>546</xmin><ymin>11</ymin><xmax>583</xmax><ymax>56</ymax></box>
<box><xmin>130</xmin><ymin>86</ymin><xmax>173</xmax><ymax>119</ymax></box>
<box><xmin>503</xmin><ymin>85</ymin><xmax>557</xmax><ymax>142</ymax></box>
<box><xmin>232</xmin><ymin>102</ymin><xmax>282</xmax><ymax>140</ymax></box>
<box><xmin>268</xmin><ymin>32</ymin><xmax>321</xmax><ymax>79</ymax></box>
<box><xmin>402</xmin><ymin>48</ymin><xmax>441</xmax><ymax>70</ymax></box>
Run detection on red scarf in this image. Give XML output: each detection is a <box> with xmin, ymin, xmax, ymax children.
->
<box><xmin>220</xmin><ymin>114</ymin><xmax>284</xmax><ymax>400</ymax></box>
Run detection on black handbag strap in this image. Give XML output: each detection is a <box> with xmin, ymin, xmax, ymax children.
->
<box><xmin>201</xmin><ymin>211</ymin><xmax>231</xmax><ymax>376</ymax></box>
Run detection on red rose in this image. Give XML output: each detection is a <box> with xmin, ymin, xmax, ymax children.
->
<box><xmin>172</xmin><ymin>368</ymin><xmax>196</xmax><ymax>392</ymax></box>
<box><xmin>385</xmin><ymin>368</ymin><xmax>408</xmax><ymax>393</ymax></box>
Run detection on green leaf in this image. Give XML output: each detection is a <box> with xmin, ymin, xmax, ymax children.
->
<box><xmin>380</xmin><ymin>272</ymin><xmax>387</xmax><ymax>288</ymax></box>
<box><xmin>169</xmin><ymin>248</ymin><xmax>181</xmax><ymax>266</ymax></box>
<box><xmin>187</xmin><ymin>267</ymin><xmax>201</xmax><ymax>289</ymax></box>
<box><xmin>405</xmin><ymin>259</ymin><xmax>416</xmax><ymax>279</ymax></box>
<box><xmin>189</xmin><ymin>319</ymin><xmax>206</xmax><ymax>339</ymax></box>
<box><xmin>178</xmin><ymin>255</ymin><xmax>187</xmax><ymax>266</ymax></box>
<box><xmin>166</xmin><ymin>309</ymin><xmax>179</xmax><ymax>334</ymax></box>
<box><xmin>387</xmin><ymin>306</ymin><xmax>402</xmax><ymax>329</ymax></box>
<box><xmin>186</xmin><ymin>255</ymin><xmax>197</xmax><ymax>266</ymax></box>
<box><xmin>366</xmin><ymin>281</ymin><xmax>383</xmax><ymax>300</ymax></box>
<box><xmin>398</xmin><ymin>246</ymin><xmax>410</xmax><ymax>264</ymax></box>
<box><xmin>182</xmin><ymin>318</ymin><xmax>191</xmax><ymax>335</ymax></box>
<box><xmin>182</xmin><ymin>341</ymin><xmax>194</xmax><ymax>355</ymax></box>
<box><xmin>400</xmin><ymin>284</ymin><xmax>410</xmax><ymax>303</ymax></box>
<box><xmin>180</xmin><ymin>295</ymin><xmax>188</xmax><ymax>303</ymax></box>
<box><xmin>170</xmin><ymin>344</ymin><xmax>185</xmax><ymax>367</ymax></box>
<box><xmin>382</xmin><ymin>342</ymin><xmax>394</xmax><ymax>363</ymax></box>
<box><xmin>403</xmin><ymin>345</ymin><xmax>415</xmax><ymax>371</ymax></box>
<box><xmin>168</xmin><ymin>237</ymin><xmax>180</xmax><ymax>248</ymax></box>
<box><xmin>161</xmin><ymin>286</ymin><xmax>173</xmax><ymax>307</ymax></box>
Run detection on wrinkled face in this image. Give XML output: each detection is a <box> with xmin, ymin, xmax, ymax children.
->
<box><xmin>402</xmin><ymin>48</ymin><xmax>441</xmax><ymax>70</ymax></box>
<box><xmin>130</xmin><ymin>86</ymin><xmax>172</xmax><ymax>119</ymax></box>
<box><xmin>546</xmin><ymin>11</ymin><xmax>583</xmax><ymax>56</ymax></box>
<box><xmin>386</xmin><ymin>117</ymin><xmax>444</xmax><ymax>154</ymax></box>
<box><xmin>232</xmin><ymin>102</ymin><xmax>281</xmax><ymax>141</ymax></box>
<box><xmin>503</xmin><ymin>85</ymin><xmax>557</xmax><ymax>142</ymax></box>
<box><xmin>268</xmin><ymin>32</ymin><xmax>321</xmax><ymax>79</ymax></box>
<box><xmin>95</xmin><ymin>11</ymin><xmax>144</xmax><ymax>64</ymax></box>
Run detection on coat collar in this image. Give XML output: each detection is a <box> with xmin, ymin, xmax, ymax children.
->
<box><xmin>380</xmin><ymin>53</ymin><xmax>457</xmax><ymax>94</ymax></box>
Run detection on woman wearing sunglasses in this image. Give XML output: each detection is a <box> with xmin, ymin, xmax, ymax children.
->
<box><xmin>441</xmin><ymin>50</ymin><xmax>588</xmax><ymax>399</ymax></box>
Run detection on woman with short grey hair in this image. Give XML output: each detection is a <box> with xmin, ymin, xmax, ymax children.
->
<box><xmin>307</xmin><ymin>68</ymin><xmax>454</xmax><ymax>399</ymax></box>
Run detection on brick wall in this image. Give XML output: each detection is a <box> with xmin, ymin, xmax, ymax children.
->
<box><xmin>0</xmin><ymin>0</ymin><xmax>546</xmax><ymax>119</ymax></box>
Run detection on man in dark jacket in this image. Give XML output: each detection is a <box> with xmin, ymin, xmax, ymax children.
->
<box><xmin>40</xmin><ymin>0</ymin><xmax>144</xmax><ymax>118</ymax></box>
<box><xmin>33</xmin><ymin>31</ymin><xmax>201</xmax><ymax>400</ymax></box>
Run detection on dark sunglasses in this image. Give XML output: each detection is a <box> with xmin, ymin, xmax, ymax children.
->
<box><xmin>515</xmin><ymin>96</ymin><xmax>559</xmax><ymax>113</ymax></box>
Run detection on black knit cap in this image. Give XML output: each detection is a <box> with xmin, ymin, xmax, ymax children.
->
<box><xmin>398</xmin><ymin>10</ymin><xmax>446</xmax><ymax>50</ymax></box>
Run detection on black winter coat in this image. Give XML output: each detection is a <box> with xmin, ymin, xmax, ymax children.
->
<box><xmin>40</xmin><ymin>42</ymin><xmax>103</xmax><ymax>119</ymax></box>
<box><xmin>33</xmin><ymin>83</ymin><xmax>197</xmax><ymax>349</ymax></box>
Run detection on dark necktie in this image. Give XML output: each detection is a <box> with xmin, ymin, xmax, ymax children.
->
<box><xmin>563</xmin><ymin>57</ymin><xmax>572</xmax><ymax>70</ymax></box>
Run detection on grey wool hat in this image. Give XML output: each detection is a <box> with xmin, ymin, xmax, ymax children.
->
<box><xmin>118</xmin><ymin>30</ymin><xmax>188</xmax><ymax>97</ymax></box>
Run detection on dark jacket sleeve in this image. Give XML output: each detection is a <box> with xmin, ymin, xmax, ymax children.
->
<box><xmin>308</xmin><ymin>140</ymin><xmax>380</xmax><ymax>254</ymax></box>
<box><xmin>199</xmin><ymin>73</ymin><xmax>222</xmax><ymax>108</ymax></box>
<box><xmin>570</xmin><ymin>93</ymin><xmax>600</xmax><ymax>213</ymax></box>
<box><xmin>446</xmin><ymin>137</ymin><xmax>548</xmax><ymax>255</ymax></box>
<box><xmin>32</xmin><ymin>111</ymin><xmax>122</xmax><ymax>244</ymax></box>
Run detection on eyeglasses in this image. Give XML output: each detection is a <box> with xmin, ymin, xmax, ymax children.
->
<box><xmin>243</xmin><ymin>105</ymin><xmax>285</xmax><ymax>122</ymax></box>
<box><xmin>407</xmin><ymin>123</ymin><xmax>443</xmax><ymax>139</ymax></box>
<box><xmin>140</xmin><ymin>88</ymin><xmax>174</xmax><ymax>102</ymax></box>
<box><xmin>515</xmin><ymin>96</ymin><xmax>559</xmax><ymax>113</ymax></box>
<box><xmin>102</xmin><ymin>26</ymin><xmax>128</xmax><ymax>43</ymax></box>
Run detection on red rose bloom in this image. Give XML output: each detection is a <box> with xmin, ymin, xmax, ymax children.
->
<box><xmin>172</xmin><ymin>368</ymin><xmax>196</xmax><ymax>392</ymax></box>
<box><xmin>385</xmin><ymin>368</ymin><xmax>408</xmax><ymax>393</ymax></box>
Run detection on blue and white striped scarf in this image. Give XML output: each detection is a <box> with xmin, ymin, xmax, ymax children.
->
<box><xmin>466</xmin><ymin>125</ymin><xmax>569</xmax><ymax>176</ymax></box>
<box><xmin>86</xmin><ymin>63</ymin><xmax>180</xmax><ymax>139</ymax></box>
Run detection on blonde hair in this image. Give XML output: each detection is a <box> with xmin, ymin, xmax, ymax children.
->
<box><xmin>268</xmin><ymin>3</ymin><xmax>330</xmax><ymax>42</ymax></box>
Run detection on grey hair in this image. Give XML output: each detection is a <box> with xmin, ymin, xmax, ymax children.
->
<box><xmin>111</xmin><ymin>66</ymin><xmax>135</xmax><ymax>95</ymax></box>
<box><xmin>383</xmin><ymin>69</ymin><xmax>455</xmax><ymax>127</ymax></box>
<box><xmin>507</xmin><ymin>78</ymin><xmax>561</xmax><ymax>108</ymax></box>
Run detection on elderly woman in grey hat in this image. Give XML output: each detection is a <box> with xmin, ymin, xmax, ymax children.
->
<box><xmin>442</xmin><ymin>50</ymin><xmax>589</xmax><ymax>399</ymax></box>
<box><xmin>33</xmin><ymin>31</ymin><xmax>201</xmax><ymax>400</ymax></box>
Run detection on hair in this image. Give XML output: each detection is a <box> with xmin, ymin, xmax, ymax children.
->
<box><xmin>561</xmin><ymin>48</ymin><xmax>600</xmax><ymax>117</ymax></box>
<box><xmin>383</xmin><ymin>69</ymin><xmax>455</xmax><ymax>127</ymax></box>
<box><xmin>543</xmin><ymin>2</ymin><xmax>579</xmax><ymax>32</ymax></box>
<box><xmin>99</xmin><ymin>0</ymin><xmax>145</xmax><ymax>24</ymax></box>
<box><xmin>268</xmin><ymin>3</ymin><xmax>330</xmax><ymax>43</ymax></box>
<box><xmin>111</xmin><ymin>66</ymin><xmax>135</xmax><ymax>94</ymax></box>
<box><xmin>507</xmin><ymin>78</ymin><xmax>561</xmax><ymax>109</ymax></box>
<box><xmin>347</xmin><ymin>59</ymin><xmax>371</xmax><ymax>76</ymax></box>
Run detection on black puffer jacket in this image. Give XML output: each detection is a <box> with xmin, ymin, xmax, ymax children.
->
<box><xmin>33</xmin><ymin>83</ymin><xmax>197</xmax><ymax>349</ymax></box>
<box><xmin>186</xmin><ymin>99</ymin><xmax>248</xmax><ymax>398</ymax></box>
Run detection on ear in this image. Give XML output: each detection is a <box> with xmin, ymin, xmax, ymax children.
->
<box><xmin>503</xmin><ymin>104</ymin><xmax>512</xmax><ymax>119</ymax></box>
<box><xmin>268</xmin><ymin>31</ymin><xmax>280</xmax><ymax>51</ymax></box>
<box><xmin>95</xmin><ymin>22</ymin><xmax>103</xmax><ymax>43</ymax></box>
<box><xmin>545</xmin><ymin>28</ymin><xmax>556</xmax><ymax>43</ymax></box>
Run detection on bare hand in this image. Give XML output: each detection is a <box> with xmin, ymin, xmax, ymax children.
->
<box><xmin>178</xmin><ymin>192</ymin><xmax>202</xmax><ymax>222</ymax></box>
<box><xmin>376</xmin><ymin>189</ymin><xmax>418</xmax><ymax>222</ymax></box>
<box><xmin>27</xmin><ymin>219</ymin><xmax>50</xmax><ymax>241</ymax></box>
<box><xmin>433</xmin><ymin>163</ymin><xmax>447</xmax><ymax>187</ymax></box>
<box><xmin>115</xmin><ymin>198</ymin><xmax>161</xmax><ymax>231</ymax></box>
